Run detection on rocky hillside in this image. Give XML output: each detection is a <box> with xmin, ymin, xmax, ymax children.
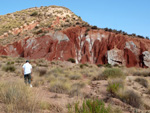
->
<box><xmin>0</xmin><ymin>5</ymin><xmax>150</xmax><ymax>68</ymax></box>
<box><xmin>0</xmin><ymin>5</ymin><xmax>88</xmax><ymax>44</ymax></box>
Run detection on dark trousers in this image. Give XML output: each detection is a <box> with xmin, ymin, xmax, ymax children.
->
<box><xmin>24</xmin><ymin>74</ymin><xmax>31</xmax><ymax>84</ymax></box>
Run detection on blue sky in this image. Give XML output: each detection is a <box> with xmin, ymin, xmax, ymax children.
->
<box><xmin>0</xmin><ymin>0</ymin><xmax>150</xmax><ymax>38</ymax></box>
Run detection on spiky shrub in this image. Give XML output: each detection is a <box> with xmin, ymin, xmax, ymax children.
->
<box><xmin>68</xmin><ymin>99</ymin><xmax>111</xmax><ymax>113</ymax></box>
<box><xmin>107</xmin><ymin>78</ymin><xmax>124</xmax><ymax>95</ymax></box>
<box><xmin>102</xmin><ymin>68</ymin><xmax>125</xmax><ymax>79</ymax></box>
<box><xmin>0</xmin><ymin>81</ymin><xmax>39</xmax><ymax>113</ymax></box>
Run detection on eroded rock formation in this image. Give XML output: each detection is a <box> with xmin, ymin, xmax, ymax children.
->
<box><xmin>0</xmin><ymin>26</ymin><xmax>150</xmax><ymax>68</ymax></box>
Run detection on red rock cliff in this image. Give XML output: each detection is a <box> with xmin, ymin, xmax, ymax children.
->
<box><xmin>0</xmin><ymin>26</ymin><xmax>150</xmax><ymax>67</ymax></box>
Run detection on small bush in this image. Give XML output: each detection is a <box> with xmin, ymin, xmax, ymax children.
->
<box><xmin>7</xmin><ymin>61</ymin><xmax>14</xmax><ymax>65</ymax></box>
<box><xmin>2</xmin><ymin>65</ymin><xmax>16</xmax><ymax>72</ymax></box>
<box><xmin>0</xmin><ymin>81</ymin><xmax>39</xmax><ymax>112</ymax></box>
<box><xmin>51</xmin><ymin>61</ymin><xmax>55</xmax><ymax>64</ymax></box>
<box><xmin>69</xmin><ymin>74</ymin><xmax>81</xmax><ymax>80</ymax></box>
<box><xmin>80</xmin><ymin>64</ymin><xmax>88</xmax><ymax>69</ymax></box>
<box><xmin>39</xmin><ymin>68</ymin><xmax>47</xmax><ymax>76</ymax></box>
<box><xmin>48</xmin><ymin>67</ymin><xmax>64</xmax><ymax>77</ymax></box>
<box><xmin>147</xmin><ymin>87</ymin><xmax>150</xmax><ymax>94</ymax></box>
<box><xmin>91</xmin><ymin>26</ymin><xmax>98</xmax><ymax>29</ymax></box>
<box><xmin>0</xmin><ymin>55</ymin><xmax>8</xmax><ymax>58</ymax></box>
<box><xmin>49</xmin><ymin>80</ymin><xmax>70</xmax><ymax>94</ymax></box>
<box><xmin>69</xmin><ymin>82</ymin><xmax>85</xmax><ymax>97</ymax></box>
<box><xmin>69</xmin><ymin>86</ymin><xmax>81</xmax><ymax>97</ymax></box>
<box><xmin>104</xmin><ymin>64</ymin><xmax>112</xmax><ymax>68</ymax></box>
<box><xmin>102</xmin><ymin>68</ymin><xmax>125</xmax><ymax>79</ymax></box>
<box><xmin>107</xmin><ymin>78</ymin><xmax>124</xmax><ymax>95</ymax></box>
<box><xmin>119</xmin><ymin>90</ymin><xmax>142</xmax><ymax>108</ymax></box>
<box><xmin>35</xmin><ymin>29</ymin><xmax>43</xmax><ymax>34</ymax></box>
<box><xmin>68</xmin><ymin>99</ymin><xmax>111</xmax><ymax>113</ymax></box>
<box><xmin>33</xmin><ymin>78</ymin><xmax>45</xmax><ymax>87</ymax></box>
<box><xmin>30</xmin><ymin>11</ymin><xmax>38</xmax><ymax>16</ymax></box>
<box><xmin>135</xmin><ymin>78</ymin><xmax>149</xmax><ymax>88</ymax></box>
<box><xmin>97</xmin><ymin>64</ymin><xmax>103</xmax><ymax>67</ymax></box>
<box><xmin>40</xmin><ymin>101</ymin><xmax>51</xmax><ymax>110</ymax></box>
<box><xmin>67</xmin><ymin>58</ymin><xmax>76</xmax><ymax>63</ymax></box>
<box><xmin>133</xmin><ymin>71</ymin><xmax>150</xmax><ymax>77</ymax></box>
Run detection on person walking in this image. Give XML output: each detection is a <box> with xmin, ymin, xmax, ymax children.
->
<box><xmin>22</xmin><ymin>60</ymin><xmax>33</xmax><ymax>87</ymax></box>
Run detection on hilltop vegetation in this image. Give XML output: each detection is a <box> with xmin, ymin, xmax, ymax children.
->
<box><xmin>0</xmin><ymin>5</ymin><xmax>88</xmax><ymax>36</ymax></box>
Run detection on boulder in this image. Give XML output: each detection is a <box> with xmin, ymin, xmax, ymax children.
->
<box><xmin>142</xmin><ymin>51</ymin><xmax>150</xmax><ymax>67</ymax></box>
<box><xmin>107</xmin><ymin>48</ymin><xmax>125</xmax><ymax>66</ymax></box>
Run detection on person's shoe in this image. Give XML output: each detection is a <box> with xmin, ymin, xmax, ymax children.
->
<box><xmin>30</xmin><ymin>84</ymin><xmax>33</xmax><ymax>87</ymax></box>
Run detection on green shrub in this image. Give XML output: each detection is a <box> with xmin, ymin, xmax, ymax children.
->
<box><xmin>7</xmin><ymin>61</ymin><xmax>14</xmax><ymax>65</ymax></box>
<box><xmin>102</xmin><ymin>68</ymin><xmax>125</xmax><ymax>79</ymax></box>
<box><xmin>80</xmin><ymin>64</ymin><xmax>88</xmax><ymax>69</ymax></box>
<box><xmin>91</xmin><ymin>26</ymin><xmax>98</xmax><ymax>29</ymax></box>
<box><xmin>35</xmin><ymin>29</ymin><xmax>43</xmax><ymax>34</ymax></box>
<box><xmin>104</xmin><ymin>64</ymin><xmax>112</xmax><ymax>68</ymax></box>
<box><xmin>68</xmin><ymin>99</ymin><xmax>111</xmax><ymax>113</ymax></box>
<box><xmin>0</xmin><ymin>55</ymin><xmax>8</xmax><ymax>58</ymax></box>
<box><xmin>51</xmin><ymin>61</ymin><xmax>55</xmax><ymax>64</ymax></box>
<box><xmin>107</xmin><ymin>78</ymin><xmax>124</xmax><ymax>94</ymax></box>
<box><xmin>30</xmin><ymin>11</ymin><xmax>38</xmax><ymax>16</ymax></box>
<box><xmin>67</xmin><ymin>58</ymin><xmax>76</xmax><ymax>63</ymax></box>
<box><xmin>97</xmin><ymin>64</ymin><xmax>103</xmax><ymax>67</ymax></box>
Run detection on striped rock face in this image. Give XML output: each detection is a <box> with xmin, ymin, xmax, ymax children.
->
<box><xmin>0</xmin><ymin>26</ymin><xmax>150</xmax><ymax>68</ymax></box>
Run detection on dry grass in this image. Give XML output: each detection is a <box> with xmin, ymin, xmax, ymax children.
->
<box><xmin>135</xmin><ymin>77</ymin><xmax>149</xmax><ymax>88</ymax></box>
<box><xmin>133</xmin><ymin>71</ymin><xmax>150</xmax><ymax>77</ymax></box>
<box><xmin>49</xmin><ymin>79</ymin><xmax>70</xmax><ymax>94</ymax></box>
<box><xmin>0</xmin><ymin>81</ymin><xmax>40</xmax><ymax>113</ymax></box>
<box><xmin>2</xmin><ymin>65</ymin><xmax>16</xmax><ymax>72</ymax></box>
<box><xmin>69</xmin><ymin>74</ymin><xmax>81</xmax><ymax>80</ymax></box>
<box><xmin>40</xmin><ymin>101</ymin><xmax>51</xmax><ymax>110</ymax></box>
<box><xmin>33</xmin><ymin>77</ymin><xmax>45</xmax><ymax>87</ymax></box>
<box><xmin>118</xmin><ymin>89</ymin><xmax>143</xmax><ymax>108</ymax></box>
<box><xmin>69</xmin><ymin>82</ymin><xmax>85</xmax><ymax>97</ymax></box>
<box><xmin>100</xmin><ymin>68</ymin><xmax>125</xmax><ymax>80</ymax></box>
